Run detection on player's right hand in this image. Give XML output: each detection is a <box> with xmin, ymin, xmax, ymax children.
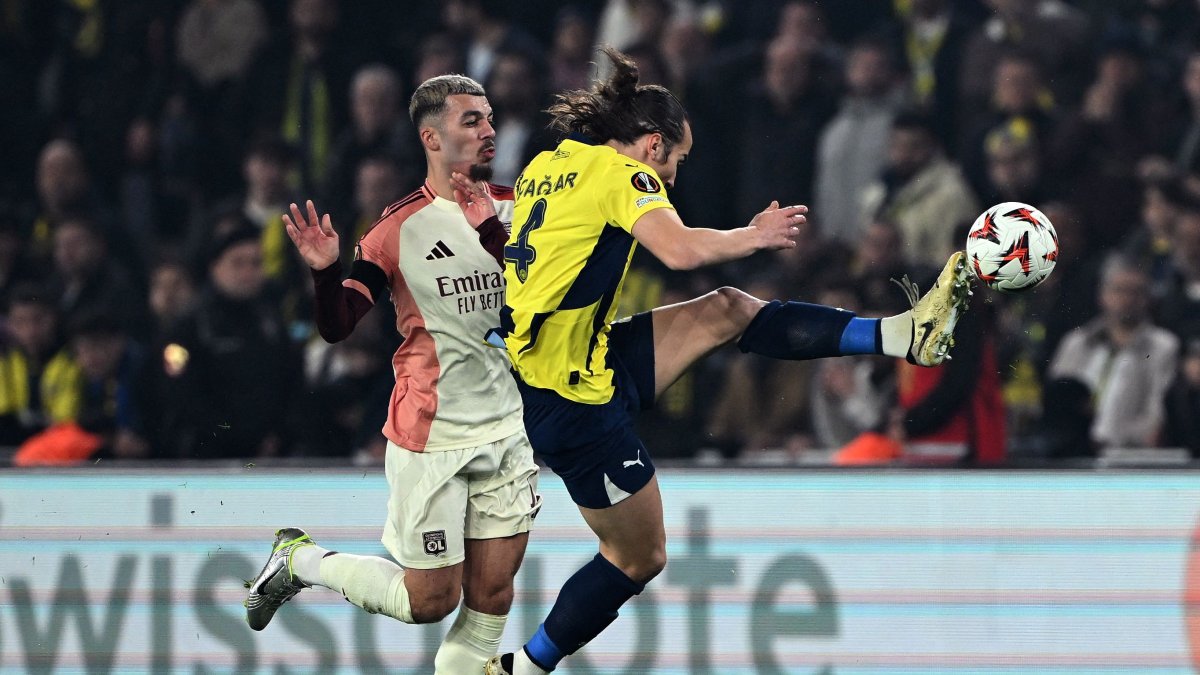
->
<box><xmin>283</xmin><ymin>200</ymin><xmax>340</xmax><ymax>270</ymax></box>
<box><xmin>748</xmin><ymin>200</ymin><xmax>807</xmax><ymax>251</ymax></box>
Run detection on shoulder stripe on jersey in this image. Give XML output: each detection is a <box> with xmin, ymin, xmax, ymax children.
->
<box><xmin>360</xmin><ymin>188</ymin><xmax>430</xmax><ymax>239</ymax></box>
<box><xmin>487</xmin><ymin>183</ymin><xmax>514</xmax><ymax>201</ymax></box>
<box><xmin>388</xmin><ymin>188</ymin><xmax>427</xmax><ymax>214</ymax></box>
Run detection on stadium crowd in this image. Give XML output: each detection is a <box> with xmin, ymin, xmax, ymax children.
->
<box><xmin>1</xmin><ymin>0</ymin><xmax>1198</xmax><ymax>466</ymax></box>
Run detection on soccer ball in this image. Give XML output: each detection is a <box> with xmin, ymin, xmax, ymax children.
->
<box><xmin>965</xmin><ymin>201</ymin><xmax>1058</xmax><ymax>293</ymax></box>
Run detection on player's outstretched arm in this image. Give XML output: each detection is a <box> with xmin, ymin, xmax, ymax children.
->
<box><xmin>630</xmin><ymin>201</ymin><xmax>807</xmax><ymax>270</ymax></box>
<box><xmin>283</xmin><ymin>199</ymin><xmax>378</xmax><ymax>343</ymax></box>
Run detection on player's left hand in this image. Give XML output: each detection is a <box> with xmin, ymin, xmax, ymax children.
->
<box><xmin>450</xmin><ymin>171</ymin><xmax>496</xmax><ymax>229</ymax></box>
<box><xmin>748</xmin><ymin>200</ymin><xmax>808</xmax><ymax>251</ymax></box>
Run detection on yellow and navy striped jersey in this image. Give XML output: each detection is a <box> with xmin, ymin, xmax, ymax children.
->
<box><xmin>500</xmin><ymin>137</ymin><xmax>675</xmax><ymax>404</ymax></box>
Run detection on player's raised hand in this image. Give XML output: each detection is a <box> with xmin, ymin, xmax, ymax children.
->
<box><xmin>283</xmin><ymin>200</ymin><xmax>340</xmax><ymax>270</ymax></box>
<box><xmin>450</xmin><ymin>171</ymin><xmax>497</xmax><ymax>229</ymax></box>
<box><xmin>748</xmin><ymin>201</ymin><xmax>808</xmax><ymax>251</ymax></box>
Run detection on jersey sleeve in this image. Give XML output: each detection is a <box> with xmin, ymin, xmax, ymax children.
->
<box><xmin>355</xmin><ymin>215</ymin><xmax>398</xmax><ymax>286</ymax></box>
<box><xmin>596</xmin><ymin>163</ymin><xmax>675</xmax><ymax>233</ymax></box>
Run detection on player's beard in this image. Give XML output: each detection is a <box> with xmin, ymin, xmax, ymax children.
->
<box><xmin>468</xmin><ymin>163</ymin><xmax>493</xmax><ymax>182</ymax></box>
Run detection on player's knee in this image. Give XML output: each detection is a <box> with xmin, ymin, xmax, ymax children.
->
<box><xmin>712</xmin><ymin>286</ymin><xmax>763</xmax><ymax>333</ymax></box>
<box><xmin>409</xmin><ymin>584</ymin><xmax>461</xmax><ymax>624</ymax></box>
<box><xmin>623</xmin><ymin>546</ymin><xmax>667</xmax><ymax>584</ymax></box>
<box><xmin>465</xmin><ymin>581</ymin><xmax>515</xmax><ymax>616</ymax></box>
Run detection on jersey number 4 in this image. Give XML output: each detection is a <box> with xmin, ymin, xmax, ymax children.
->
<box><xmin>504</xmin><ymin>198</ymin><xmax>546</xmax><ymax>283</ymax></box>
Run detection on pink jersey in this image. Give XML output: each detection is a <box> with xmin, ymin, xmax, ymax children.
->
<box><xmin>351</xmin><ymin>182</ymin><xmax>523</xmax><ymax>451</ymax></box>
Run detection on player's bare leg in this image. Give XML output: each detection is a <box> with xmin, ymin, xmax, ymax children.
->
<box><xmin>433</xmin><ymin>534</ymin><xmax>529</xmax><ymax>673</ymax></box>
<box><xmin>577</xmin><ymin>477</ymin><xmax>666</xmax><ymax>583</ymax></box>
<box><xmin>649</xmin><ymin>287</ymin><xmax>765</xmax><ymax>396</ymax></box>
<box><xmin>647</xmin><ymin>251</ymin><xmax>973</xmax><ymax>397</ymax></box>
<box><xmin>487</xmin><ymin>481</ymin><xmax>665</xmax><ymax>675</ymax></box>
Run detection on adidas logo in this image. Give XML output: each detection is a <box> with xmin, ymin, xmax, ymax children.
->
<box><xmin>425</xmin><ymin>241</ymin><xmax>455</xmax><ymax>260</ymax></box>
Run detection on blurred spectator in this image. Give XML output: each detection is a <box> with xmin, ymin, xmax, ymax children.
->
<box><xmin>69</xmin><ymin>311</ymin><xmax>152</xmax><ymax>460</ymax></box>
<box><xmin>175</xmin><ymin>0</ymin><xmax>268</xmax><ymax>194</ymax></box>
<box><xmin>1094</xmin><ymin>0</ymin><xmax>1200</xmax><ymax>85</ymax></box>
<box><xmin>147</xmin><ymin>259</ymin><xmax>198</xmax><ymax>335</ymax></box>
<box><xmin>412</xmin><ymin>33</ymin><xmax>465</xmax><ymax>88</ymax></box>
<box><xmin>660</xmin><ymin>14</ymin><xmax>714</xmax><ymax>100</ymax></box>
<box><xmin>40</xmin><ymin>3</ymin><xmax>177</xmax><ymax>189</ymax></box>
<box><xmin>486</xmin><ymin>49</ymin><xmax>554</xmax><ymax>187</ymax></box>
<box><xmin>156</xmin><ymin>227</ymin><xmax>301</xmax><ymax>459</ymax></box>
<box><xmin>1052</xmin><ymin>45</ymin><xmax>1165</xmax><ymax>247</ymax></box>
<box><xmin>0</xmin><ymin>284</ymin><xmax>80</xmax><ymax>446</ymax></box>
<box><xmin>815</xmin><ymin>39</ymin><xmax>902</xmax><ymax>244</ymax></box>
<box><xmin>958</xmin><ymin>0</ymin><xmax>1090</xmax><ymax>108</ymax></box>
<box><xmin>1165</xmin><ymin>338</ymin><xmax>1200</xmax><ymax>456</ymax></box>
<box><xmin>297</xmin><ymin>315</ymin><xmax>393</xmax><ymax>458</ymax></box>
<box><xmin>1050</xmin><ymin>254</ymin><xmax>1179</xmax><ymax>449</ymax></box>
<box><xmin>1126</xmin><ymin>176</ymin><xmax>1187</xmax><ymax>295</ymax></box>
<box><xmin>339</xmin><ymin>155</ymin><xmax>407</xmax><ymax>263</ymax></box>
<box><xmin>548</xmin><ymin>8</ymin><xmax>597</xmax><ymax>93</ymax></box>
<box><xmin>861</xmin><ymin>112</ymin><xmax>978</xmax><ymax>268</ymax></box>
<box><xmin>1025</xmin><ymin>376</ymin><xmax>1095</xmax><ymax>459</ymax></box>
<box><xmin>120</xmin><ymin>117</ymin><xmax>192</xmax><ymax>260</ymax></box>
<box><xmin>596</xmin><ymin>0</ymin><xmax>673</xmax><ymax>53</ymax></box>
<box><xmin>440</xmin><ymin>0</ymin><xmax>542</xmax><ymax>84</ymax></box>
<box><xmin>1145</xmin><ymin>51</ymin><xmax>1200</xmax><ymax>178</ymax></box>
<box><xmin>206</xmin><ymin>138</ymin><xmax>304</xmax><ymax>297</ymax></box>
<box><xmin>244</xmin><ymin>0</ymin><xmax>356</xmax><ymax>192</ymax></box>
<box><xmin>705</xmin><ymin>278</ymin><xmax>815</xmax><ymax>458</ymax></box>
<box><xmin>32</xmin><ymin>139</ymin><xmax>112</xmax><ymax>262</ymax></box>
<box><xmin>883</xmin><ymin>0</ymin><xmax>974</xmax><ymax>148</ymax></box>
<box><xmin>773</xmin><ymin>0</ymin><xmax>843</xmax><ymax>79</ymax></box>
<box><xmin>851</xmin><ymin>220</ymin><xmax>924</xmax><ymax>312</ymax></box>
<box><xmin>50</xmin><ymin>217</ymin><xmax>146</xmax><ymax>339</ymax></box>
<box><xmin>176</xmin><ymin>0</ymin><xmax>268</xmax><ymax>90</ymax></box>
<box><xmin>960</xmin><ymin>53</ymin><xmax>1056</xmax><ymax>197</ymax></box>
<box><xmin>810</xmin><ymin>285</ymin><xmax>892</xmax><ymax>449</ymax></box>
<box><xmin>994</xmin><ymin>202</ymin><xmax>1098</xmax><ymax>439</ymax></box>
<box><xmin>323</xmin><ymin>64</ymin><xmax>420</xmax><ymax>215</ymax></box>
<box><xmin>752</xmin><ymin>211</ymin><xmax>852</xmax><ymax>300</ymax></box>
<box><xmin>980</xmin><ymin>118</ymin><xmax>1048</xmax><ymax>206</ymax></box>
<box><xmin>0</xmin><ymin>213</ymin><xmax>39</xmax><ymax>303</ymax></box>
<box><xmin>731</xmin><ymin>37</ymin><xmax>836</xmax><ymax>224</ymax></box>
<box><xmin>892</xmin><ymin>297</ymin><xmax>1006</xmax><ymax>464</ymax></box>
<box><xmin>1155</xmin><ymin>206</ymin><xmax>1200</xmax><ymax>340</ymax></box>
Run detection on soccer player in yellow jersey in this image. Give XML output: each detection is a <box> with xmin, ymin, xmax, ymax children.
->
<box><xmin>454</xmin><ymin>48</ymin><xmax>971</xmax><ymax>675</ymax></box>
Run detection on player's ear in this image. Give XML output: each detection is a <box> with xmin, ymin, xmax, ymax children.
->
<box><xmin>646</xmin><ymin>132</ymin><xmax>666</xmax><ymax>162</ymax></box>
<box><xmin>420</xmin><ymin>126</ymin><xmax>440</xmax><ymax>152</ymax></box>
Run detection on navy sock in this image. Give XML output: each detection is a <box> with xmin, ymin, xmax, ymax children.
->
<box><xmin>525</xmin><ymin>553</ymin><xmax>645</xmax><ymax>669</ymax></box>
<box><xmin>737</xmin><ymin>301</ymin><xmax>878</xmax><ymax>359</ymax></box>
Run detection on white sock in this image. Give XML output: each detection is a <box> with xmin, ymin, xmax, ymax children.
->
<box><xmin>433</xmin><ymin>606</ymin><xmax>507</xmax><ymax>674</ymax></box>
<box><xmin>289</xmin><ymin>543</ymin><xmax>328</xmax><ymax>586</ymax></box>
<box><xmin>513</xmin><ymin>648</ymin><xmax>551</xmax><ymax>675</ymax></box>
<box><xmin>879</xmin><ymin>311</ymin><xmax>914</xmax><ymax>358</ymax></box>
<box><xmin>314</xmin><ymin>552</ymin><xmax>414</xmax><ymax>623</ymax></box>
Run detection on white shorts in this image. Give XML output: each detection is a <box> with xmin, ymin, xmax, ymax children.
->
<box><xmin>381</xmin><ymin>431</ymin><xmax>540</xmax><ymax>569</ymax></box>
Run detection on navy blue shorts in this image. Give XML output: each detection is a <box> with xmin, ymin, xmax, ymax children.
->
<box><xmin>514</xmin><ymin>312</ymin><xmax>656</xmax><ymax>509</ymax></box>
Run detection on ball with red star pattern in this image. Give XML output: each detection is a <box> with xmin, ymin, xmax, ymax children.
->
<box><xmin>965</xmin><ymin>201</ymin><xmax>1057</xmax><ymax>293</ymax></box>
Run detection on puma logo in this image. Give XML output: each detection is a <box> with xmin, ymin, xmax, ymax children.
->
<box><xmin>623</xmin><ymin>449</ymin><xmax>645</xmax><ymax>469</ymax></box>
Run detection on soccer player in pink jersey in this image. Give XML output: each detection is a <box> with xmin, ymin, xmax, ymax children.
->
<box><xmin>243</xmin><ymin>75</ymin><xmax>539</xmax><ymax>674</ymax></box>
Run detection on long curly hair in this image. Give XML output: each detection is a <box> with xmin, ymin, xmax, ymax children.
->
<box><xmin>547</xmin><ymin>47</ymin><xmax>687</xmax><ymax>150</ymax></box>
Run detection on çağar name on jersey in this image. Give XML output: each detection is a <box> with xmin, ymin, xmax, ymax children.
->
<box><xmin>436</xmin><ymin>269</ymin><xmax>505</xmax><ymax>315</ymax></box>
<box><xmin>515</xmin><ymin>172</ymin><xmax>578</xmax><ymax>198</ymax></box>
